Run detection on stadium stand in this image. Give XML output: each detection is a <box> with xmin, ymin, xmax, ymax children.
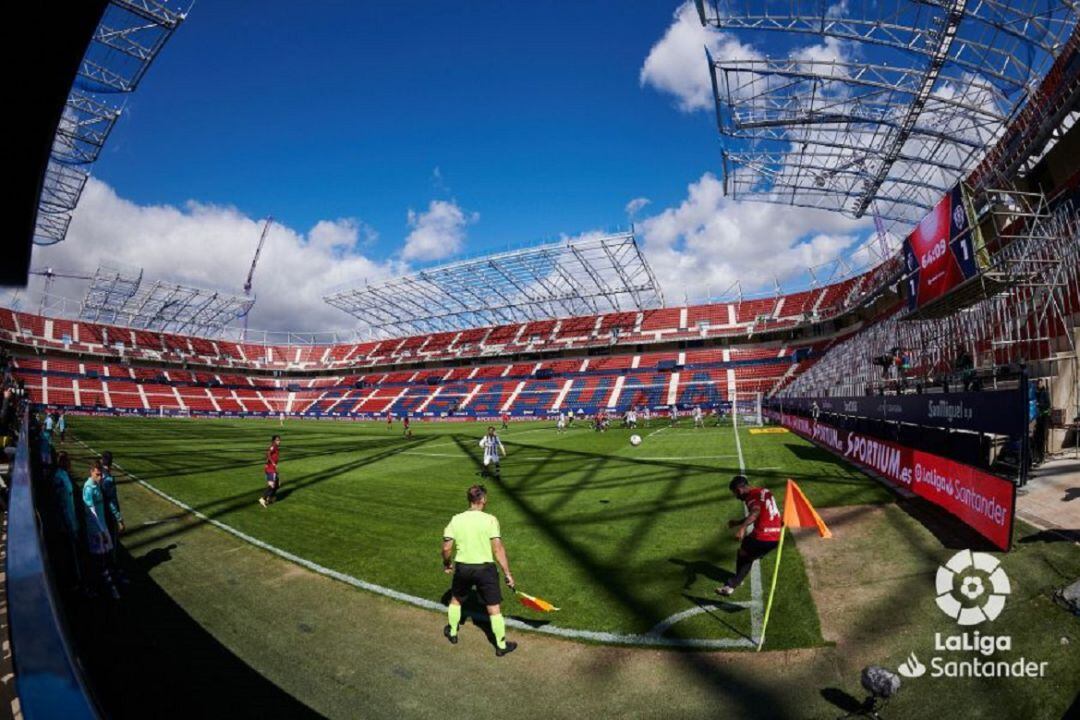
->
<box><xmin>3</xmin><ymin>189</ymin><xmax>1077</xmax><ymax>424</ymax></box>
<box><xmin>3</xmin><ymin>303</ymin><xmax>831</xmax><ymax>418</ymax></box>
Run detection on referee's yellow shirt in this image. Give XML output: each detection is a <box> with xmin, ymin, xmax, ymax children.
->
<box><xmin>444</xmin><ymin>510</ymin><xmax>501</xmax><ymax>564</ymax></box>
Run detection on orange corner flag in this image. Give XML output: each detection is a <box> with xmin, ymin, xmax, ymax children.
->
<box><xmin>782</xmin><ymin>479</ymin><xmax>832</xmax><ymax>538</ymax></box>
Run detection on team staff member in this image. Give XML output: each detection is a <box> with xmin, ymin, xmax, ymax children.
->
<box><xmin>441</xmin><ymin>484</ymin><xmax>518</xmax><ymax>657</ymax></box>
<box><xmin>716</xmin><ymin>475</ymin><xmax>782</xmax><ymax>597</ymax></box>
<box><xmin>100</xmin><ymin>451</ymin><xmax>126</xmax><ymax>538</ymax></box>
<box><xmin>259</xmin><ymin>435</ymin><xmax>282</xmax><ymax>508</ymax></box>
<box><xmin>99</xmin><ymin>451</ymin><xmax>128</xmax><ymax>583</ymax></box>
<box><xmin>84</xmin><ymin>461</ymin><xmax>120</xmax><ymax>599</ymax></box>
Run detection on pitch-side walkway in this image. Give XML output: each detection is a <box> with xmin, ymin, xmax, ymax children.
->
<box><xmin>1017</xmin><ymin>457</ymin><xmax>1080</xmax><ymax>540</ymax></box>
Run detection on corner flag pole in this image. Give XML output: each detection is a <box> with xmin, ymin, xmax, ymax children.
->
<box><xmin>755</xmin><ymin>525</ymin><xmax>786</xmax><ymax>652</ymax></box>
<box><xmin>756</xmin><ymin>479</ymin><xmax>832</xmax><ymax>652</ymax></box>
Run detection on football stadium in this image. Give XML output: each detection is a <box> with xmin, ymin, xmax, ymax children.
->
<box><xmin>4</xmin><ymin>2</ymin><xmax>1080</xmax><ymax>719</ymax></box>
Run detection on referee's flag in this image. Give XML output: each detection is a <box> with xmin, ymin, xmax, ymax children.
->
<box><xmin>517</xmin><ymin>590</ymin><xmax>560</xmax><ymax>612</ymax></box>
<box><xmin>782</xmin><ymin>479</ymin><xmax>832</xmax><ymax>538</ymax></box>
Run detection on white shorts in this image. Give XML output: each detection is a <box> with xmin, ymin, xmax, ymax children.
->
<box><xmin>483</xmin><ymin>454</ymin><xmax>500</xmax><ymax>466</ymax></box>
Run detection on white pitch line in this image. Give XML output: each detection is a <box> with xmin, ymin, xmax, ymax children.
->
<box><xmin>75</xmin><ymin>438</ymin><xmax>754</xmax><ymax>650</ymax></box>
<box><xmin>731</xmin><ymin>390</ymin><xmax>764</xmax><ymax>644</ymax></box>
<box><xmin>732</xmin><ymin>404</ymin><xmax>746</xmax><ymax>473</ymax></box>
<box><xmin>646</xmin><ymin>601</ymin><xmax>753</xmax><ymax>638</ymax></box>
<box><xmin>400</xmin><ymin>451</ymin><xmax>466</xmax><ymax>458</ymax></box>
<box><xmin>645</xmin><ymin>426</ymin><xmax>669</xmax><ymax>439</ymax></box>
<box><xmin>630</xmin><ymin>454</ymin><xmax>737</xmax><ymax>461</ymax></box>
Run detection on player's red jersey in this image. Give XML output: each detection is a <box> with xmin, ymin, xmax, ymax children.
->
<box><xmin>264</xmin><ymin>445</ymin><xmax>279</xmax><ymax>474</ymax></box>
<box><xmin>745</xmin><ymin>487</ymin><xmax>782</xmax><ymax>541</ymax></box>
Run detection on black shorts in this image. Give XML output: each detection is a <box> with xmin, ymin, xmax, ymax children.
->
<box><xmin>740</xmin><ymin>536</ymin><xmax>779</xmax><ymax>559</ymax></box>
<box><xmin>451</xmin><ymin>562</ymin><xmax>502</xmax><ymax>605</ymax></box>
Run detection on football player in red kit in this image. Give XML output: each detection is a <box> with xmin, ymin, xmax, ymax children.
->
<box><xmin>259</xmin><ymin>435</ymin><xmax>281</xmax><ymax>508</ymax></box>
<box><xmin>716</xmin><ymin>475</ymin><xmax>782</xmax><ymax>596</ymax></box>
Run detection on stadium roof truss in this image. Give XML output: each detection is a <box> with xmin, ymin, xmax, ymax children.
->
<box><xmin>324</xmin><ymin>232</ymin><xmax>665</xmax><ymax>337</ymax></box>
<box><xmin>79</xmin><ymin>264</ymin><xmax>254</xmax><ymax>336</ymax></box>
<box><xmin>35</xmin><ymin>0</ymin><xmax>187</xmax><ymax>246</ymax></box>
<box><xmin>696</xmin><ymin>0</ymin><xmax>1080</xmax><ymax>233</ymax></box>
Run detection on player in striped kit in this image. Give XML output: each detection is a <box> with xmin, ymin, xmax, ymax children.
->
<box><xmin>478</xmin><ymin>426</ymin><xmax>506</xmax><ymax>478</ymax></box>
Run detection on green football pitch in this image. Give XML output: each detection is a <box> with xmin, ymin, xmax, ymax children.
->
<box><xmin>68</xmin><ymin>414</ymin><xmax>892</xmax><ymax>650</ymax></box>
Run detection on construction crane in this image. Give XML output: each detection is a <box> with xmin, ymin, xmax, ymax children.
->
<box><xmin>242</xmin><ymin>216</ymin><xmax>272</xmax><ymax>336</ymax></box>
<box><xmin>29</xmin><ymin>267</ymin><xmax>94</xmax><ymax>314</ymax></box>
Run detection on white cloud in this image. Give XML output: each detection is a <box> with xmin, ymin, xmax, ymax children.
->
<box><xmin>637</xmin><ymin>173</ymin><xmax>872</xmax><ymax>302</ymax></box>
<box><xmin>639</xmin><ymin>2</ymin><xmax>761</xmax><ymax>112</ymax></box>
<box><xmin>402</xmin><ymin>199</ymin><xmax>477</xmax><ymax>262</ymax></box>
<box><xmin>625</xmin><ymin>197</ymin><xmax>651</xmax><ymax>217</ymax></box>
<box><xmin>28</xmin><ymin>178</ymin><xmax>402</xmax><ymax>333</ymax></box>
<box><xmin>309</xmin><ymin>218</ymin><xmax>379</xmax><ymax>253</ymax></box>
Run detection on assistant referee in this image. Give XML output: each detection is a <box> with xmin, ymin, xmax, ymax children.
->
<box><xmin>441</xmin><ymin>484</ymin><xmax>518</xmax><ymax>657</ymax></box>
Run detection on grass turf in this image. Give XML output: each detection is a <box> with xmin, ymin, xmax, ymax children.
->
<box><xmin>59</xmin><ymin>416</ymin><xmax>1080</xmax><ymax>718</ymax></box>
<box><xmin>68</xmin><ymin>415</ymin><xmax>891</xmax><ymax>648</ymax></box>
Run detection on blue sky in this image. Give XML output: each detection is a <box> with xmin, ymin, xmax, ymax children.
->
<box><xmin>93</xmin><ymin>1</ymin><xmax>721</xmax><ymax>251</ymax></box>
<box><xmin>30</xmin><ymin>1</ymin><xmax>875</xmax><ymax>331</ymax></box>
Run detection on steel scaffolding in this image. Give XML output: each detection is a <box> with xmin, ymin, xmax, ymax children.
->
<box><xmin>697</xmin><ymin>0</ymin><xmax>1079</xmax><ymax>234</ymax></box>
<box><xmin>324</xmin><ymin>232</ymin><xmax>665</xmax><ymax>337</ymax></box>
<box><xmin>780</xmin><ymin>190</ymin><xmax>1080</xmax><ymax>398</ymax></box>
<box><xmin>34</xmin><ymin>0</ymin><xmax>188</xmax><ymax>245</ymax></box>
<box><xmin>79</xmin><ymin>263</ymin><xmax>254</xmax><ymax>335</ymax></box>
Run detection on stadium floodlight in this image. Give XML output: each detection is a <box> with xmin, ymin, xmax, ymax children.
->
<box><xmin>697</xmin><ymin>0</ymin><xmax>1080</xmax><ymax>235</ymax></box>
<box><xmin>79</xmin><ymin>263</ymin><xmax>254</xmax><ymax>335</ymax></box>
<box><xmin>33</xmin><ymin>0</ymin><xmax>189</xmax><ymax>246</ymax></box>
<box><xmin>324</xmin><ymin>231</ymin><xmax>665</xmax><ymax>337</ymax></box>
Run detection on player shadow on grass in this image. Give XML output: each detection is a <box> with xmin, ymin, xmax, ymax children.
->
<box><xmin>677</xmin><ymin>593</ymin><xmax>754</xmax><ymax>642</ymax></box>
<box><xmin>436</xmin><ymin>589</ymin><xmax>552</xmax><ymax>647</ymax></box>
<box><xmin>668</xmin><ymin>558</ymin><xmax>733</xmax><ymax>589</ymax></box>
<box><xmin>132</xmin><ymin>542</ymin><xmax>178</xmax><ymax>573</ymax></box>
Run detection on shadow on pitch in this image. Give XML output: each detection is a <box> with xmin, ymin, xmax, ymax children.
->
<box><xmin>64</xmin><ymin>542</ymin><xmax>323</xmax><ymax>719</ymax></box>
<box><xmin>669</xmin><ymin>558</ymin><xmax>733</xmax><ymax>589</ymax></box>
<box><xmin>447</xmin><ymin>434</ymin><xmax>788</xmax><ymax>718</ymax></box>
<box><xmin>436</xmin><ymin>589</ymin><xmax>520</xmax><ymax>647</ymax></box>
<box><xmin>112</xmin><ymin>435</ymin><xmax>442</xmax><ymax>552</ymax></box>
<box><xmin>820</xmin><ymin>687</ymin><xmax>866</xmax><ymax>715</ymax></box>
<box><xmin>679</xmin><ymin>594</ymin><xmax>753</xmax><ymax>642</ymax></box>
<box><xmin>1017</xmin><ymin>528</ymin><xmax>1080</xmax><ymax>544</ymax></box>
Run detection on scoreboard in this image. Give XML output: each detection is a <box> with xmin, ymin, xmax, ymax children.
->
<box><xmin>902</xmin><ymin>184</ymin><xmax>982</xmax><ymax>311</ymax></box>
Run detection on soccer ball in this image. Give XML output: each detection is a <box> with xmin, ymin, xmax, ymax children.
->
<box><xmin>630</xmin><ymin>434</ymin><xmax>642</xmax><ymax>446</ymax></box>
